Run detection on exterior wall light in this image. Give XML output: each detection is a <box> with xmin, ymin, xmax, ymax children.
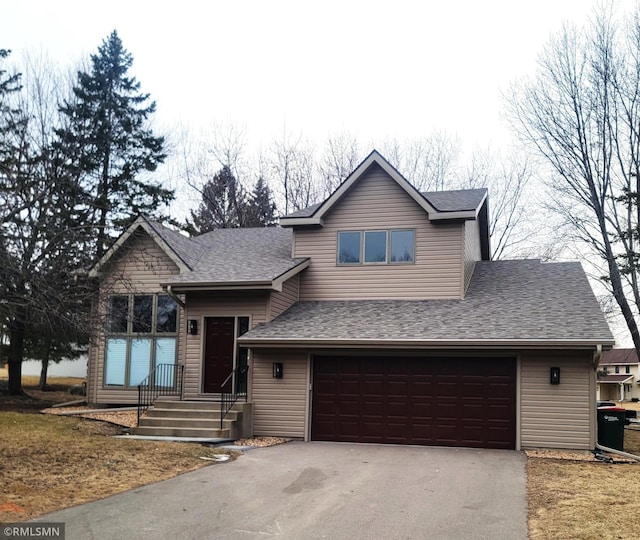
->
<box><xmin>188</xmin><ymin>319</ymin><xmax>198</xmax><ymax>335</ymax></box>
<box><xmin>550</xmin><ymin>367</ymin><xmax>560</xmax><ymax>385</ymax></box>
<box><xmin>273</xmin><ymin>362</ymin><xmax>283</xmax><ymax>379</ymax></box>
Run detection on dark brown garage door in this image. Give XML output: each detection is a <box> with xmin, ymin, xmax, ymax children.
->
<box><xmin>312</xmin><ymin>356</ymin><xmax>516</xmax><ymax>449</ymax></box>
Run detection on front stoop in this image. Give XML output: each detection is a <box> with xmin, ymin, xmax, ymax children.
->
<box><xmin>133</xmin><ymin>398</ymin><xmax>253</xmax><ymax>439</ymax></box>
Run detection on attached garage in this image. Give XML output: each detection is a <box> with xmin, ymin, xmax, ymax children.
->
<box><xmin>311</xmin><ymin>355</ymin><xmax>516</xmax><ymax>449</ymax></box>
<box><xmin>242</xmin><ymin>260</ymin><xmax>615</xmax><ymax>451</ymax></box>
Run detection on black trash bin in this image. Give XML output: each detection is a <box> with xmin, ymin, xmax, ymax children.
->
<box><xmin>597</xmin><ymin>406</ymin><xmax>626</xmax><ymax>451</ymax></box>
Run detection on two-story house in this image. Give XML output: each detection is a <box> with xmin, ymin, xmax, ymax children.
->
<box><xmin>86</xmin><ymin>150</ymin><xmax>614</xmax><ymax>451</ymax></box>
<box><xmin>597</xmin><ymin>348</ymin><xmax>640</xmax><ymax>401</ymax></box>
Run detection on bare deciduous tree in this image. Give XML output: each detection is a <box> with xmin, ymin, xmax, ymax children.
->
<box><xmin>269</xmin><ymin>129</ymin><xmax>318</xmax><ymax>214</ymax></box>
<box><xmin>460</xmin><ymin>148</ymin><xmax>535</xmax><ymax>260</ymax></box>
<box><xmin>508</xmin><ymin>3</ymin><xmax>640</xmax><ymax>351</ymax></box>
<box><xmin>380</xmin><ymin>132</ymin><xmax>461</xmax><ymax>191</ymax></box>
<box><xmin>317</xmin><ymin>132</ymin><xmax>362</xmax><ymax>198</ymax></box>
<box><xmin>1</xmin><ymin>51</ymin><xmax>94</xmax><ymax>395</ymax></box>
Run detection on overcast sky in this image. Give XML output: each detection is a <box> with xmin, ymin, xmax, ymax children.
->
<box><xmin>2</xmin><ymin>0</ymin><xmax>615</xmax><ymax>153</ymax></box>
<box><xmin>4</xmin><ymin>1</ymin><xmax>636</xmax><ymax>345</ymax></box>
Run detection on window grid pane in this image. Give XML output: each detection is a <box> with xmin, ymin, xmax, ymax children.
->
<box><xmin>105</xmin><ymin>338</ymin><xmax>127</xmax><ymax>385</ymax></box>
<box><xmin>132</xmin><ymin>295</ymin><xmax>153</xmax><ymax>333</ymax></box>
<box><xmin>155</xmin><ymin>338</ymin><xmax>177</xmax><ymax>387</ymax></box>
<box><xmin>156</xmin><ymin>295</ymin><xmax>177</xmax><ymax>333</ymax></box>
<box><xmin>130</xmin><ymin>338</ymin><xmax>152</xmax><ymax>386</ymax></box>
<box><xmin>108</xmin><ymin>296</ymin><xmax>129</xmax><ymax>333</ymax></box>
<box><xmin>338</xmin><ymin>232</ymin><xmax>361</xmax><ymax>264</ymax></box>
<box><xmin>364</xmin><ymin>231</ymin><xmax>387</xmax><ymax>263</ymax></box>
<box><xmin>390</xmin><ymin>230</ymin><xmax>415</xmax><ymax>263</ymax></box>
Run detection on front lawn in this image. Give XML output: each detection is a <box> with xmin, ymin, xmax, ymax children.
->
<box><xmin>528</xmin><ymin>457</ymin><xmax>640</xmax><ymax>540</ymax></box>
<box><xmin>0</xmin><ymin>370</ymin><xmax>233</xmax><ymax>522</ymax></box>
<box><xmin>3</xmin><ymin>368</ymin><xmax>640</xmax><ymax>537</ymax></box>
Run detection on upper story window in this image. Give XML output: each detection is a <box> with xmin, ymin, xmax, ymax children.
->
<box><xmin>105</xmin><ymin>294</ymin><xmax>178</xmax><ymax>387</ymax></box>
<box><xmin>338</xmin><ymin>231</ymin><xmax>362</xmax><ymax>263</ymax></box>
<box><xmin>337</xmin><ymin>229</ymin><xmax>415</xmax><ymax>265</ymax></box>
<box><xmin>615</xmin><ymin>366</ymin><xmax>620</xmax><ymax>374</ymax></box>
<box><xmin>626</xmin><ymin>365</ymin><xmax>631</xmax><ymax>374</ymax></box>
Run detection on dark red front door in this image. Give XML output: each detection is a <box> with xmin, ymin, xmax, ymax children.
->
<box><xmin>203</xmin><ymin>317</ymin><xmax>235</xmax><ymax>393</ymax></box>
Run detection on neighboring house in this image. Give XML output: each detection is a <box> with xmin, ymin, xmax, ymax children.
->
<box><xmin>597</xmin><ymin>349</ymin><xmax>640</xmax><ymax>402</ymax></box>
<box><xmin>86</xmin><ymin>150</ymin><xmax>614</xmax><ymax>451</ymax></box>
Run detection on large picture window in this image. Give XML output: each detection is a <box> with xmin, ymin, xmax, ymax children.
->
<box><xmin>104</xmin><ymin>294</ymin><xmax>178</xmax><ymax>387</ymax></box>
<box><xmin>337</xmin><ymin>229</ymin><xmax>415</xmax><ymax>265</ymax></box>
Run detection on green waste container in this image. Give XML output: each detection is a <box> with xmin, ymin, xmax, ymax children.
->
<box><xmin>597</xmin><ymin>406</ymin><xmax>625</xmax><ymax>451</ymax></box>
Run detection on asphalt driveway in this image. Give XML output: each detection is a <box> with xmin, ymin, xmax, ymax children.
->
<box><xmin>36</xmin><ymin>442</ymin><xmax>527</xmax><ymax>539</ymax></box>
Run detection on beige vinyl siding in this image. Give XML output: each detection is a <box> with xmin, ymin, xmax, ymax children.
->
<box><xmin>86</xmin><ymin>326</ymin><xmax>99</xmax><ymax>404</ymax></box>
<box><xmin>91</xmin><ymin>231</ymin><xmax>182</xmax><ymax>405</ymax></box>
<box><xmin>183</xmin><ymin>291</ymin><xmax>269</xmax><ymax>399</ymax></box>
<box><xmin>251</xmin><ymin>350</ymin><xmax>309</xmax><ymax>438</ymax></box>
<box><xmin>520</xmin><ymin>351</ymin><xmax>594</xmax><ymax>450</ymax></box>
<box><xmin>463</xmin><ymin>219</ymin><xmax>481</xmax><ymax>294</ymax></box>
<box><xmin>293</xmin><ymin>165</ymin><xmax>465</xmax><ymax>300</ymax></box>
<box><xmin>270</xmin><ymin>275</ymin><xmax>299</xmax><ymax>319</ymax></box>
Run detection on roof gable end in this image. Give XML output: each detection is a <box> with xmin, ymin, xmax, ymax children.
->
<box><xmin>280</xmin><ymin>150</ymin><xmax>484</xmax><ymax>227</ymax></box>
<box><xmin>88</xmin><ymin>216</ymin><xmax>192</xmax><ymax>278</ymax></box>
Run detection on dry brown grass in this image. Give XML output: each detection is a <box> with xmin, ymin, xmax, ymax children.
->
<box><xmin>0</xmin><ymin>369</ymin><xmax>235</xmax><ymax>522</ymax></box>
<box><xmin>5</xmin><ymin>367</ymin><xmax>640</xmax><ymax>535</ymax></box>
<box><xmin>0</xmin><ymin>412</ymin><xmax>235</xmax><ymax>522</ymax></box>
<box><xmin>528</xmin><ymin>458</ymin><xmax>640</xmax><ymax>540</ymax></box>
<box><xmin>0</xmin><ymin>367</ymin><xmax>84</xmax><ymax>412</ymax></box>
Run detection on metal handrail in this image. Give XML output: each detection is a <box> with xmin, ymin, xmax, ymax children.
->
<box><xmin>220</xmin><ymin>366</ymin><xmax>248</xmax><ymax>429</ymax></box>
<box><xmin>137</xmin><ymin>363</ymin><xmax>184</xmax><ymax>425</ymax></box>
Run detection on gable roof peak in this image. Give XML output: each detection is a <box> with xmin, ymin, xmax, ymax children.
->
<box><xmin>280</xmin><ymin>149</ymin><xmax>487</xmax><ymax>226</ymax></box>
<box><xmin>88</xmin><ymin>215</ymin><xmax>194</xmax><ymax>278</ymax></box>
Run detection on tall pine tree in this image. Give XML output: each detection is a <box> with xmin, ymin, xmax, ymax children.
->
<box><xmin>187</xmin><ymin>166</ymin><xmax>245</xmax><ymax>234</ymax></box>
<box><xmin>57</xmin><ymin>30</ymin><xmax>173</xmax><ymax>258</ymax></box>
<box><xmin>246</xmin><ymin>176</ymin><xmax>277</xmax><ymax>227</ymax></box>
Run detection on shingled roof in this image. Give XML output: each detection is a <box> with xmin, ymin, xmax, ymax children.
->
<box><xmin>280</xmin><ymin>151</ymin><xmax>488</xmax><ymax>227</ymax></box>
<box><xmin>239</xmin><ymin>260</ymin><xmax>615</xmax><ymax>347</ymax></box>
<box><xmin>89</xmin><ymin>216</ymin><xmax>309</xmax><ymax>290</ymax></box>
<box><xmin>599</xmin><ymin>348</ymin><xmax>639</xmax><ymax>365</ymax></box>
<box><xmin>282</xmin><ymin>189</ymin><xmax>487</xmax><ymax>219</ymax></box>
<box><xmin>161</xmin><ymin>227</ymin><xmax>309</xmax><ymax>289</ymax></box>
<box><xmin>422</xmin><ymin>188</ymin><xmax>487</xmax><ymax>212</ymax></box>
<box><xmin>145</xmin><ymin>219</ymin><xmax>205</xmax><ymax>269</ymax></box>
<box><xmin>598</xmin><ymin>374</ymin><xmax>634</xmax><ymax>383</ymax></box>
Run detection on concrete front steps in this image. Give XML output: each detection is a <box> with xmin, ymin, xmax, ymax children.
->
<box><xmin>133</xmin><ymin>397</ymin><xmax>252</xmax><ymax>439</ymax></box>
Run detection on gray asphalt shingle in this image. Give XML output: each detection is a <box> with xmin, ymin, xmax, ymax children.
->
<box><xmin>239</xmin><ymin>260</ymin><xmax>614</xmax><ymax>344</ymax></box>
<box><xmin>157</xmin><ymin>227</ymin><xmax>307</xmax><ymax>285</ymax></box>
<box><xmin>146</xmin><ymin>219</ymin><xmax>204</xmax><ymax>269</ymax></box>
<box><xmin>282</xmin><ymin>189</ymin><xmax>486</xmax><ymax>219</ymax></box>
<box><xmin>421</xmin><ymin>188</ymin><xmax>487</xmax><ymax>212</ymax></box>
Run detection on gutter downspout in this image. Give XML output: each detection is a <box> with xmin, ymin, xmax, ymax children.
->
<box><xmin>166</xmin><ymin>285</ymin><xmax>186</xmax><ymax>308</ymax></box>
<box><xmin>595</xmin><ymin>442</ymin><xmax>640</xmax><ymax>462</ymax></box>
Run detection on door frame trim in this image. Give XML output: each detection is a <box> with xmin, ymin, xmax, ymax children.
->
<box><xmin>200</xmin><ymin>314</ymin><xmax>252</xmax><ymax>395</ymax></box>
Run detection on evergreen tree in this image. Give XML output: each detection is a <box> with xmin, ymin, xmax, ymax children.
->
<box><xmin>56</xmin><ymin>30</ymin><xmax>173</xmax><ymax>258</ymax></box>
<box><xmin>245</xmin><ymin>176</ymin><xmax>277</xmax><ymax>227</ymax></box>
<box><xmin>186</xmin><ymin>166</ymin><xmax>246</xmax><ymax>233</ymax></box>
<box><xmin>0</xmin><ymin>49</ymin><xmax>23</xmax><ymax>194</ymax></box>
